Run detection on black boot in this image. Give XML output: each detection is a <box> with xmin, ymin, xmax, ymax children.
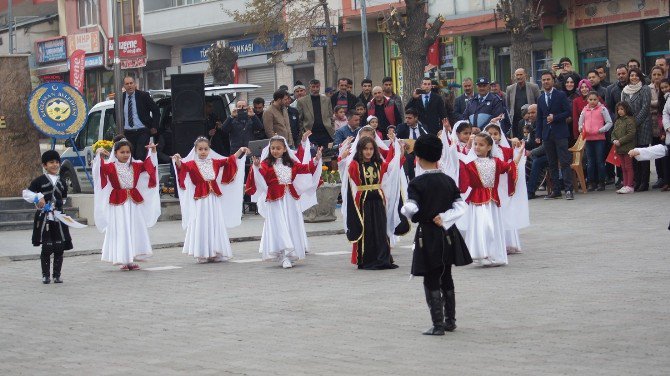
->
<box><xmin>40</xmin><ymin>250</ymin><xmax>51</xmax><ymax>284</ymax></box>
<box><xmin>52</xmin><ymin>250</ymin><xmax>63</xmax><ymax>283</ymax></box>
<box><xmin>422</xmin><ymin>287</ymin><xmax>445</xmax><ymax>335</ymax></box>
<box><xmin>443</xmin><ymin>289</ymin><xmax>457</xmax><ymax>332</ymax></box>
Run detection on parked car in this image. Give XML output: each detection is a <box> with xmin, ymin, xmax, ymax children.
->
<box><xmin>59</xmin><ymin>84</ymin><xmax>259</xmax><ymax>193</ymax></box>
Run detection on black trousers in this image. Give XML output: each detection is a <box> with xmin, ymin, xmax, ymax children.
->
<box><xmin>124</xmin><ymin>127</ymin><xmax>151</xmax><ymax>160</ymax></box>
<box><xmin>544</xmin><ymin>136</ymin><xmax>573</xmax><ymax>192</ymax></box>
<box><xmin>632</xmin><ymin>143</ymin><xmax>651</xmax><ymax>187</ymax></box>
<box><xmin>41</xmin><ymin>248</ymin><xmax>64</xmax><ymax>278</ymax></box>
<box><xmin>423</xmin><ymin>265</ymin><xmax>454</xmax><ymax>292</ymax></box>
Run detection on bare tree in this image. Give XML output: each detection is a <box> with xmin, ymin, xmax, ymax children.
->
<box><xmin>207</xmin><ymin>42</ymin><xmax>239</xmax><ymax>85</ymax></box>
<box><xmin>0</xmin><ymin>56</ymin><xmax>42</xmax><ymax>196</ymax></box>
<box><xmin>496</xmin><ymin>0</ymin><xmax>544</xmax><ymax>77</ymax></box>
<box><xmin>228</xmin><ymin>0</ymin><xmax>339</xmax><ymax>86</ymax></box>
<box><xmin>381</xmin><ymin>0</ymin><xmax>444</xmax><ymax>103</ymax></box>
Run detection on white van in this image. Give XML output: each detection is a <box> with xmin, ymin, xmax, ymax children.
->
<box><xmin>59</xmin><ymin>84</ymin><xmax>259</xmax><ymax>193</ymax></box>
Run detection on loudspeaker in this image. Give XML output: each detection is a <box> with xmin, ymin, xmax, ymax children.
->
<box><xmin>172</xmin><ymin>121</ymin><xmax>206</xmax><ymax>158</ymax></box>
<box><xmin>171</xmin><ymin>73</ymin><xmax>205</xmax><ymax>123</ymax></box>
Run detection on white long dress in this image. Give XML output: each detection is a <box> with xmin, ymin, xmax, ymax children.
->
<box><xmin>248</xmin><ymin>136</ymin><xmax>321</xmax><ymax>263</ymax></box>
<box><xmin>177</xmin><ymin>156</ymin><xmax>245</xmax><ymax>261</ymax></box>
<box><xmin>457</xmin><ymin>157</ymin><xmax>508</xmax><ymax>265</ymax></box>
<box><xmin>93</xmin><ymin>151</ymin><xmax>160</xmax><ymax>265</ymax></box>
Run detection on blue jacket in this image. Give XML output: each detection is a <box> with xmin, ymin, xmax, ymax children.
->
<box><xmin>462</xmin><ymin>92</ymin><xmax>510</xmax><ymax>132</ymax></box>
<box><xmin>536</xmin><ymin>88</ymin><xmax>571</xmax><ymax>140</ymax></box>
<box><xmin>333</xmin><ymin>125</ymin><xmax>360</xmax><ymax>148</ymax></box>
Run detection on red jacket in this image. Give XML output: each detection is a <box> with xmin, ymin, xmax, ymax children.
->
<box><xmin>458</xmin><ymin>158</ymin><xmax>516</xmax><ymax>206</ymax></box>
<box><xmin>99</xmin><ymin>157</ymin><xmax>156</xmax><ymax>205</ymax></box>
<box><xmin>245</xmin><ymin>160</ymin><xmax>317</xmax><ymax>201</ymax></box>
<box><xmin>176</xmin><ymin>155</ymin><xmax>239</xmax><ymax>199</ymax></box>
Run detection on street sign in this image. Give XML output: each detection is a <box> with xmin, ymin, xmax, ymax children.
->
<box><xmin>311</xmin><ymin>27</ymin><xmax>337</xmax><ymax>48</ymax></box>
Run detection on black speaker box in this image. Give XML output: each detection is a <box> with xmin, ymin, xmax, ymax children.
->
<box><xmin>172</xmin><ymin>121</ymin><xmax>206</xmax><ymax>157</ymax></box>
<box><xmin>171</xmin><ymin>73</ymin><xmax>205</xmax><ymax>123</ymax></box>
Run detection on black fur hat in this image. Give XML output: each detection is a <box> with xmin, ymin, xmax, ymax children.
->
<box><xmin>413</xmin><ymin>134</ymin><xmax>442</xmax><ymax>163</ymax></box>
<box><xmin>41</xmin><ymin>150</ymin><xmax>61</xmax><ymax>165</ymax></box>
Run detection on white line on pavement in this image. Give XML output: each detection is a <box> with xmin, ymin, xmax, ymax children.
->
<box><xmin>313</xmin><ymin>251</ymin><xmax>350</xmax><ymax>256</ymax></box>
<box><xmin>230</xmin><ymin>258</ymin><xmax>263</xmax><ymax>263</ymax></box>
<box><xmin>144</xmin><ymin>266</ymin><xmax>183</xmax><ymax>271</ymax></box>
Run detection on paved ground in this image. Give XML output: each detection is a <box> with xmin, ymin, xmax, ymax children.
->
<box><xmin>1</xmin><ymin>188</ymin><xmax>669</xmax><ymax>375</ymax></box>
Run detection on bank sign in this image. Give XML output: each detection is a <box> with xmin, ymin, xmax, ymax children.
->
<box><xmin>181</xmin><ymin>44</ymin><xmax>212</xmax><ymax>64</ymax></box>
<box><xmin>36</xmin><ymin>37</ymin><xmax>67</xmax><ymax>64</ymax></box>
<box><xmin>228</xmin><ymin>34</ymin><xmax>287</xmax><ymax>57</ymax></box>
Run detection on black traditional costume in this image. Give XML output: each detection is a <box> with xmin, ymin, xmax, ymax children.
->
<box><xmin>402</xmin><ymin>134</ymin><xmax>471</xmax><ymax>335</ymax></box>
<box><xmin>22</xmin><ymin>151</ymin><xmax>73</xmax><ymax>283</ymax></box>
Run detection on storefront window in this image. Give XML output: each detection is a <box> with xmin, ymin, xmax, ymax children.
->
<box><xmin>643</xmin><ymin>18</ymin><xmax>670</xmax><ymax>71</ymax></box>
<box><xmin>437</xmin><ymin>38</ymin><xmax>456</xmax><ymax>87</ymax></box>
<box><xmin>101</xmin><ymin>71</ymin><xmax>114</xmax><ymax>100</ymax></box>
<box><xmin>85</xmin><ymin>71</ymin><xmax>99</xmax><ymax>109</ymax></box>
<box><xmin>533</xmin><ymin>50</ymin><xmax>553</xmax><ymax>85</ymax></box>
<box><xmin>580</xmin><ymin>49</ymin><xmax>608</xmax><ymax>77</ymax></box>
<box><xmin>476</xmin><ymin>43</ymin><xmax>490</xmax><ymax>80</ymax></box>
<box><xmin>145</xmin><ymin>70</ymin><xmax>164</xmax><ymax>90</ymax></box>
<box><xmin>495</xmin><ymin>47</ymin><xmax>511</xmax><ymax>87</ymax></box>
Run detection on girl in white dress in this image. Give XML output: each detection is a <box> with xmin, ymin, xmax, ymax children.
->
<box><xmin>93</xmin><ymin>136</ymin><xmax>160</xmax><ymax>270</ymax></box>
<box><xmin>245</xmin><ymin>135</ymin><xmax>322</xmax><ymax>268</ymax></box>
<box><xmin>172</xmin><ymin>137</ymin><xmax>250</xmax><ymax>263</ymax></box>
<box><xmin>456</xmin><ymin>132</ymin><xmax>523</xmax><ymax>266</ymax></box>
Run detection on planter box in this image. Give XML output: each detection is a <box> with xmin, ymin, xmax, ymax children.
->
<box><xmin>303</xmin><ymin>183</ymin><xmax>340</xmax><ymax>223</ymax></box>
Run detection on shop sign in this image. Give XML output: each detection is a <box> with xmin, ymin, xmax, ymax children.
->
<box><xmin>40</xmin><ymin>74</ymin><xmax>65</xmax><ymax>83</ymax></box>
<box><xmin>67</xmin><ymin>32</ymin><xmax>101</xmax><ymax>56</ymax></box>
<box><xmin>36</xmin><ymin>37</ymin><xmax>67</xmax><ymax>64</ymax></box>
<box><xmin>310</xmin><ymin>27</ymin><xmax>337</xmax><ymax>48</ymax></box>
<box><xmin>568</xmin><ymin>0</ymin><xmax>670</xmax><ymax>28</ymax></box>
<box><xmin>121</xmin><ymin>57</ymin><xmax>147</xmax><ymax>69</ymax></box>
<box><xmin>108</xmin><ymin>34</ymin><xmax>147</xmax><ymax>59</ymax></box>
<box><xmin>229</xmin><ymin>34</ymin><xmax>287</xmax><ymax>57</ymax></box>
<box><xmin>85</xmin><ymin>55</ymin><xmax>104</xmax><ymax>68</ymax></box>
<box><xmin>70</xmin><ymin>50</ymin><xmax>86</xmax><ymax>94</ymax></box>
<box><xmin>181</xmin><ymin>44</ymin><xmax>212</xmax><ymax>64</ymax></box>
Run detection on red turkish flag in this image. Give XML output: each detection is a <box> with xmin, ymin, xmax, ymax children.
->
<box><xmin>69</xmin><ymin>49</ymin><xmax>86</xmax><ymax>94</ymax></box>
<box><xmin>427</xmin><ymin>39</ymin><xmax>440</xmax><ymax>66</ymax></box>
<box><xmin>606</xmin><ymin>145</ymin><xmax>621</xmax><ymax>167</ymax></box>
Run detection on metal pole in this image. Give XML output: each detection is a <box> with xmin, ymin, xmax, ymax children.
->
<box><xmin>112</xmin><ymin>0</ymin><xmax>124</xmax><ymax>134</ymax></box>
<box><xmin>360</xmin><ymin>0</ymin><xmax>370</xmax><ymax>79</ymax></box>
<box><xmin>8</xmin><ymin>0</ymin><xmax>13</xmax><ymax>54</ymax></box>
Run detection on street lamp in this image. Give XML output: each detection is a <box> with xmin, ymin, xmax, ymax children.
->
<box><xmin>111</xmin><ymin>0</ymin><xmax>124</xmax><ymax>134</ymax></box>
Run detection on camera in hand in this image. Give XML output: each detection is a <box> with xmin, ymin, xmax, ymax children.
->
<box><xmin>415</xmin><ymin>89</ymin><xmax>426</xmax><ymax>95</ymax></box>
<box><xmin>237</xmin><ymin>108</ymin><xmax>248</xmax><ymax>120</ymax></box>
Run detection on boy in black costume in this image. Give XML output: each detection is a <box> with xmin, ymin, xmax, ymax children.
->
<box><xmin>401</xmin><ymin>134</ymin><xmax>472</xmax><ymax>335</ymax></box>
<box><xmin>22</xmin><ymin>150</ymin><xmax>73</xmax><ymax>284</ymax></box>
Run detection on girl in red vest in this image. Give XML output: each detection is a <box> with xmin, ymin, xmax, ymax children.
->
<box><xmin>172</xmin><ymin>137</ymin><xmax>250</xmax><ymax>263</ymax></box>
<box><xmin>93</xmin><ymin>135</ymin><xmax>160</xmax><ymax>270</ymax></box>
<box><xmin>578</xmin><ymin>91</ymin><xmax>613</xmax><ymax>191</ymax></box>
<box><xmin>456</xmin><ymin>132</ymin><xmax>523</xmax><ymax>266</ymax></box>
<box><xmin>245</xmin><ymin>135</ymin><xmax>322</xmax><ymax>268</ymax></box>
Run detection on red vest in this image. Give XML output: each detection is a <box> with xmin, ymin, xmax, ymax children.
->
<box><xmin>245</xmin><ymin>160</ymin><xmax>316</xmax><ymax>201</ymax></box>
<box><xmin>458</xmin><ymin>159</ymin><xmax>516</xmax><ymax>207</ymax></box>
<box><xmin>176</xmin><ymin>155</ymin><xmax>239</xmax><ymax>199</ymax></box>
<box><xmin>99</xmin><ymin>158</ymin><xmax>157</xmax><ymax>205</ymax></box>
<box><xmin>367</xmin><ymin>97</ymin><xmax>397</xmax><ymax>127</ymax></box>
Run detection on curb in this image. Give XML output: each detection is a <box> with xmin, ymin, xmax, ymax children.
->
<box><xmin>3</xmin><ymin>229</ymin><xmax>345</xmax><ymax>262</ymax></box>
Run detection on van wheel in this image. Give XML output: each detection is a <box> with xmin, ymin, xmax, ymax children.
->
<box><xmin>61</xmin><ymin>168</ymin><xmax>81</xmax><ymax>194</ymax></box>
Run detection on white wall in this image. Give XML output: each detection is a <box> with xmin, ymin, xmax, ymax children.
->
<box><xmin>428</xmin><ymin>0</ymin><xmax>497</xmax><ymax>17</ymax></box>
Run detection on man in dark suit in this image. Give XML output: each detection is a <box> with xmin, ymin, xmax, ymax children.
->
<box><xmin>115</xmin><ymin>76</ymin><xmax>160</xmax><ymax>160</ymax></box>
<box><xmin>453</xmin><ymin>78</ymin><xmax>474</xmax><ymax>121</ymax></box>
<box><xmin>396</xmin><ymin>108</ymin><xmax>429</xmax><ymax>180</ymax></box>
<box><xmin>462</xmin><ymin>77</ymin><xmax>510</xmax><ymax>132</ymax></box>
<box><xmin>331</xmin><ymin>78</ymin><xmax>359</xmax><ymax>111</ymax></box>
<box><xmin>535</xmin><ymin>71</ymin><xmax>574</xmax><ymax>200</ymax></box>
<box><xmin>405</xmin><ymin>77</ymin><xmax>447</xmax><ymax>135</ymax></box>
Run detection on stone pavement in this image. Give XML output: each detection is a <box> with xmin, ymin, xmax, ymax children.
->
<box><xmin>1</xmin><ymin>189</ymin><xmax>669</xmax><ymax>375</ymax></box>
<box><xmin>0</xmin><ymin>212</ymin><xmax>344</xmax><ymax>261</ymax></box>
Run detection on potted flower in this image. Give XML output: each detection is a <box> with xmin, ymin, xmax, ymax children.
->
<box><xmin>303</xmin><ymin>165</ymin><xmax>341</xmax><ymax>223</ymax></box>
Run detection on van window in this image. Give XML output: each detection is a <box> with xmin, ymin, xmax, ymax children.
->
<box><xmin>76</xmin><ymin>110</ymin><xmax>101</xmax><ymax>149</ymax></box>
<box><xmin>103</xmin><ymin>109</ymin><xmax>117</xmax><ymax>140</ymax></box>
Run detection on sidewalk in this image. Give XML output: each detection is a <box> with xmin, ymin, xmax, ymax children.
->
<box><xmin>1</xmin><ymin>212</ymin><xmax>344</xmax><ymax>261</ymax></box>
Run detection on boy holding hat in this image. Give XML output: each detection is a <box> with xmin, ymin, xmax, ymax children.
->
<box><xmin>22</xmin><ymin>150</ymin><xmax>74</xmax><ymax>284</ymax></box>
<box><xmin>401</xmin><ymin>134</ymin><xmax>472</xmax><ymax>335</ymax></box>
